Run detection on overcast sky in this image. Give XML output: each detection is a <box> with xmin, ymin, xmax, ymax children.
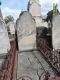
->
<box><xmin>1</xmin><ymin>0</ymin><xmax>60</xmax><ymax>20</ymax></box>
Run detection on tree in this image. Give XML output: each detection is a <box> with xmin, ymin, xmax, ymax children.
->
<box><xmin>46</xmin><ymin>3</ymin><xmax>59</xmax><ymax>23</ymax></box>
<box><xmin>46</xmin><ymin>9</ymin><xmax>59</xmax><ymax>27</ymax></box>
<box><xmin>46</xmin><ymin>10</ymin><xmax>53</xmax><ymax>26</ymax></box>
<box><xmin>4</xmin><ymin>15</ymin><xmax>14</xmax><ymax>24</ymax></box>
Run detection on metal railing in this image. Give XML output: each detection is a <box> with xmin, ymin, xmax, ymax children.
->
<box><xmin>37</xmin><ymin>38</ymin><xmax>60</xmax><ymax>73</ymax></box>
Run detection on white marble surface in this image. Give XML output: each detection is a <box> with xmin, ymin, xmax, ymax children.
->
<box><xmin>7</xmin><ymin>22</ymin><xmax>15</xmax><ymax>35</ymax></box>
<box><xmin>29</xmin><ymin>2</ymin><xmax>41</xmax><ymax>17</ymax></box>
<box><xmin>16</xmin><ymin>12</ymin><xmax>36</xmax><ymax>51</ymax></box>
<box><xmin>34</xmin><ymin>17</ymin><xmax>48</xmax><ymax>27</ymax></box>
<box><xmin>17</xmin><ymin>51</ymin><xmax>55</xmax><ymax>80</ymax></box>
<box><xmin>52</xmin><ymin>14</ymin><xmax>60</xmax><ymax>50</ymax></box>
<box><xmin>0</xmin><ymin>19</ymin><xmax>10</xmax><ymax>53</ymax></box>
<box><xmin>28</xmin><ymin>0</ymin><xmax>48</xmax><ymax>28</ymax></box>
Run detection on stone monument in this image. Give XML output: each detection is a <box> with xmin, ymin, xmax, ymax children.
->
<box><xmin>28</xmin><ymin>0</ymin><xmax>48</xmax><ymax>28</ymax></box>
<box><xmin>0</xmin><ymin>2</ymin><xmax>10</xmax><ymax>68</ymax></box>
<box><xmin>52</xmin><ymin>14</ymin><xmax>60</xmax><ymax>50</ymax></box>
<box><xmin>0</xmin><ymin>19</ymin><xmax>10</xmax><ymax>53</ymax></box>
<box><xmin>16</xmin><ymin>11</ymin><xmax>36</xmax><ymax>51</ymax></box>
<box><xmin>7</xmin><ymin>21</ymin><xmax>15</xmax><ymax>35</ymax></box>
<box><xmin>0</xmin><ymin>3</ymin><xmax>10</xmax><ymax>54</ymax></box>
<box><xmin>28</xmin><ymin>0</ymin><xmax>41</xmax><ymax>17</ymax></box>
<box><xmin>7</xmin><ymin>21</ymin><xmax>15</xmax><ymax>41</ymax></box>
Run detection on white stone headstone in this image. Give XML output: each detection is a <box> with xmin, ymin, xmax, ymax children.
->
<box><xmin>29</xmin><ymin>0</ymin><xmax>41</xmax><ymax>17</ymax></box>
<box><xmin>28</xmin><ymin>0</ymin><xmax>48</xmax><ymax>28</ymax></box>
<box><xmin>7</xmin><ymin>22</ymin><xmax>15</xmax><ymax>35</ymax></box>
<box><xmin>0</xmin><ymin>18</ymin><xmax>10</xmax><ymax>53</ymax></box>
<box><xmin>34</xmin><ymin>17</ymin><xmax>48</xmax><ymax>28</ymax></box>
<box><xmin>29</xmin><ymin>3</ymin><xmax>41</xmax><ymax>17</ymax></box>
<box><xmin>52</xmin><ymin>14</ymin><xmax>60</xmax><ymax>50</ymax></box>
<box><xmin>16</xmin><ymin>11</ymin><xmax>36</xmax><ymax>51</ymax></box>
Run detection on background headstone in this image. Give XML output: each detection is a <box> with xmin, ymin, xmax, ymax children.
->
<box><xmin>0</xmin><ymin>18</ymin><xmax>10</xmax><ymax>53</ymax></box>
<box><xmin>7</xmin><ymin>21</ymin><xmax>15</xmax><ymax>35</ymax></box>
<box><xmin>16</xmin><ymin>11</ymin><xmax>36</xmax><ymax>51</ymax></box>
<box><xmin>52</xmin><ymin>14</ymin><xmax>60</xmax><ymax>50</ymax></box>
<box><xmin>6</xmin><ymin>21</ymin><xmax>15</xmax><ymax>41</ymax></box>
<box><xmin>28</xmin><ymin>0</ymin><xmax>48</xmax><ymax>28</ymax></box>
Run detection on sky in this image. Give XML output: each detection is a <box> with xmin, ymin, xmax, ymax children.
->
<box><xmin>1</xmin><ymin>0</ymin><xmax>60</xmax><ymax>20</ymax></box>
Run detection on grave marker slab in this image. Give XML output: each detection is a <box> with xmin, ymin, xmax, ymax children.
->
<box><xmin>16</xmin><ymin>11</ymin><xmax>36</xmax><ymax>51</ymax></box>
<box><xmin>52</xmin><ymin>14</ymin><xmax>60</xmax><ymax>50</ymax></box>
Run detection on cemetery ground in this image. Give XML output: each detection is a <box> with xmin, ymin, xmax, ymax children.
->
<box><xmin>17</xmin><ymin>50</ymin><xmax>57</xmax><ymax>80</ymax></box>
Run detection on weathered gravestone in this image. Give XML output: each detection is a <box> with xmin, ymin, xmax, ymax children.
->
<box><xmin>7</xmin><ymin>21</ymin><xmax>15</xmax><ymax>41</ymax></box>
<box><xmin>16</xmin><ymin>11</ymin><xmax>36</xmax><ymax>51</ymax></box>
<box><xmin>52</xmin><ymin>14</ymin><xmax>60</xmax><ymax>50</ymax></box>
<box><xmin>28</xmin><ymin>0</ymin><xmax>48</xmax><ymax>28</ymax></box>
<box><xmin>7</xmin><ymin>21</ymin><xmax>15</xmax><ymax>35</ymax></box>
<box><xmin>0</xmin><ymin>18</ymin><xmax>10</xmax><ymax>54</ymax></box>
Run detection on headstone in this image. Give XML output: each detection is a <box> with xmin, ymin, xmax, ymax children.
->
<box><xmin>7</xmin><ymin>21</ymin><xmax>15</xmax><ymax>35</ymax></box>
<box><xmin>34</xmin><ymin>17</ymin><xmax>48</xmax><ymax>27</ymax></box>
<box><xmin>0</xmin><ymin>18</ymin><xmax>10</xmax><ymax>53</ymax></box>
<box><xmin>16</xmin><ymin>11</ymin><xmax>36</xmax><ymax>51</ymax></box>
<box><xmin>28</xmin><ymin>0</ymin><xmax>41</xmax><ymax>17</ymax></box>
<box><xmin>28</xmin><ymin>0</ymin><xmax>48</xmax><ymax>28</ymax></box>
<box><xmin>52</xmin><ymin>14</ymin><xmax>60</xmax><ymax>50</ymax></box>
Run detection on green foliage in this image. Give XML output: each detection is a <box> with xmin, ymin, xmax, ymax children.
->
<box><xmin>4</xmin><ymin>15</ymin><xmax>14</xmax><ymax>24</ymax></box>
<box><xmin>53</xmin><ymin>3</ymin><xmax>57</xmax><ymax>16</ymax></box>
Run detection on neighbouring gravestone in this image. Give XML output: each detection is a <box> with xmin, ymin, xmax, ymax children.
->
<box><xmin>7</xmin><ymin>21</ymin><xmax>15</xmax><ymax>41</ymax></box>
<box><xmin>52</xmin><ymin>14</ymin><xmax>60</xmax><ymax>50</ymax></box>
<box><xmin>7</xmin><ymin>21</ymin><xmax>15</xmax><ymax>35</ymax></box>
<box><xmin>16</xmin><ymin>11</ymin><xmax>36</xmax><ymax>51</ymax></box>
<box><xmin>28</xmin><ymin>0</ymin><xmax>48</xmax><ymax>28</ymax></box>
<box><xmin>0</xmin><ymin>18</ymin><xmax>10</xmax><ymax>54</ymax></box>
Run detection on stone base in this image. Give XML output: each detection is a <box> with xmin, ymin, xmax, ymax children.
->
<box><xmin>18</xmin><ymin>34</ymin><xmax>36</xmax><ymax>51</ymax></box>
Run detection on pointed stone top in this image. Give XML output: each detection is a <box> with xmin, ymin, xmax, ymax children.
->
<box><xmin>29</xmin><ymin>0</ymin><xmax>39</xmax><ymax>4</ymax></box>
<box><xmin>28</xmin><ymin>0</ymin><xmax>41</xmax><ymax>17</ymax></box>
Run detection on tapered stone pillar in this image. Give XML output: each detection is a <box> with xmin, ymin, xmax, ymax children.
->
<box><xmin>28</xmin><ymin>0</ymin><xmax>48</xmax><ymax>28</ymax></box>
